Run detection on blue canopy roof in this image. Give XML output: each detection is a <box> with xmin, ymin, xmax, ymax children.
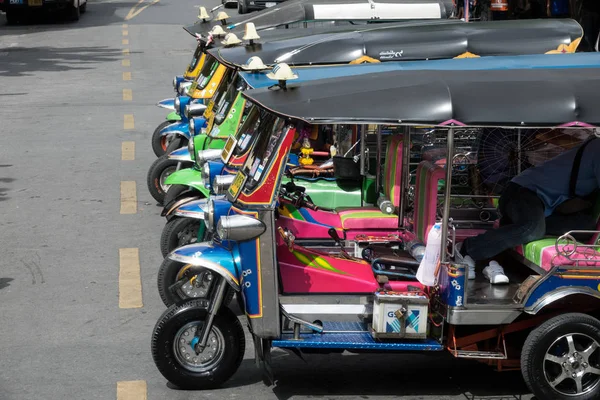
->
<box><xmin>240</xmin><ymin>53</ymin><xmax>600</xmax><ymax>89</ymax></box>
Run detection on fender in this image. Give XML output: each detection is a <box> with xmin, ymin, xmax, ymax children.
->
<box><xmin>164</xmin><ymin>168</ymin><xmax>210</xmax><ymax>196</ymax></box>
<box><xmin>162</xmin><ymin>195</ymin><xmax>206</xmax><ymax>218</ymax></box>
<box><xmin>525</xmin><ymin>286</ymin><xmax>600</xmax><ymax>315</ymax></box>
<box><xmin>159</xmin><ymin>121</ymin><xmax>190</xmax><ymax>140</ymax></box>
<box><xmin>168</xmin><ymin>147</ymin><xmax>192</xmax><ymax>162</ymax></box>
<box><xmin>168</xmin><ymin>242</ymin><xmax>241</xmax><ymax>291</ymax></box>
<box><xmin>165</xmin><ymin>111</ymin><xmax>181</xmax><ymax>122</ymax></box>
<box><xmin>172</xmin><ymin>196</ymin><xmax>232</xmax><ymax>220</ymax></box>
<box><xmin>157</xmin><ymin>98</ymin><xmax>175</xmax><ymax>111</ymax></box>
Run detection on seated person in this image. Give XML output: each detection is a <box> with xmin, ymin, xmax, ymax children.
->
<box><xmin>458</xmin><ymin>136</ymin><xmax>600</xmax><ymax>284</ymax></box>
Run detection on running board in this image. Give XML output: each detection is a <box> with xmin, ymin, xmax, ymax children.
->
<box><xmin>273</xmin><ymin>332</ymin><xmax>443</xmax><ymax>351</ymax></box>
<box><xmin>451</xmin><ymin>350</ymin><xmax>507</xmax><ymax>359</ymax></box>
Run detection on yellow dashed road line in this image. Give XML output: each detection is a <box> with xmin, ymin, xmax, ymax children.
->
<box><xmin>122</xmin><ymin>39</ymin><xmax>129</xmax><ymax>45</ymax></box>
<box><xmin>118</xmin><ymin>249</ymin><xmax>143</xmax><ymax>308</ymax></box>
<box><xmin>122</xmin><ymin>59</ymin><xmax>131</xmax><ymax>67</ymax></box>
<box><xmin>122</xmin><ymin>23</ymin><xmax>128</xmax><ymax>29</ymax></box>
<box><xmin>123</xmin><ymin>89</ymin><xmax>132</xmax><ymax>101</ymax></box>
<box><xmin>123</xmin><ymin>48</ymin><xmax>130</xmax><ymax>56</ymax></box>
<box><xmin>123</xmin><ymin>30</ymin><xmax>129</xmax><ymax>36</ymax></box>
<box><xmin>124</xmin><ymin>114</ymin><xmax>135</xmax><ymax>130</ymax></box>
<box><xmin>120</xmin><ymin>181</ymin><xmax>137</xmax><ymax>214</ymax></box>
<box><xmin>123</xmin><ymin>72</ymin><xmax>132</xmax><ymax>81</ymax></box>
<box><xmin>121</xmin><ymin>142</ymin><xmax>135</xmax><ymax>160</ymax></box>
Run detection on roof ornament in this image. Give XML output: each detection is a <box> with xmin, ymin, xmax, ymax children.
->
<box><xmin>222</xmin><ymin>33</ymin><xmax>242</xmax><ymax>46</ymax></box>
<box><xmin>266</xmin><ymin>63</ymin><xmax>298</xmax><ymax>91</ymax></box>
<box><xmin>209</xmin><ymin>25</ymin><xmax>226</xmax><ymax>37</ymax></box>
<box><xmin>243</xmin><ymin>23</ymin><xmax>261</xmax><ymax>45</ymax></box>
<box><xmin>241</xmin><ymin>56</ymin><xmax>268</xmax><ymax>71</ymax></box>
<box><xmin>197</xmin><ymin>6</ymin><xmax>210</xmax><ymax>22</ymax></box>
<box><xmin>215</xmin><ymin>11</ymin><xmax>230</xmax><ymax>25</ymax></box>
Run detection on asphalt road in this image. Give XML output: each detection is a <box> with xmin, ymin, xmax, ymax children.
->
<box><xmin>0</xmin><ymin>2</ymin><xmax>535</xmax><ymax>399</ymax></box>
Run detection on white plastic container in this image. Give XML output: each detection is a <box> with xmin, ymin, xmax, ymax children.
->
<box><xmin>416</xmin><ymin>223</ymin><xmax>442</xmax><ymax>286</ymax></box>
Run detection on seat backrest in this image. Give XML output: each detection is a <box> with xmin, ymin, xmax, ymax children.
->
<box><xmin>414</xmin><ymin>161</ymin><xmax>445</xmax><ymax>243</ymax></box>
<box><xmin>382</xmin><ymin>135</ymin><xmax>404</xmax><ymax>208</ymax></box>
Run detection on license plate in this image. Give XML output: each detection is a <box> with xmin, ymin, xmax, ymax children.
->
<box><xmin>189</xmin><ymin>81</ymin><xmax>198</xmax><ymax>94</ymax></box>
<box><xmin>265</xmin><ymin>2</ymin><xmax>276</xmax><ymax>6</ymax></box>
<box><xmin>28</xmin><ymin>0</ymin><xmax>42</xmax><ymax>6</ymax></box>
<box><xmin>228</xmin><ymin>172</ymin><xmax>246</xmax><ymax>199</ymax></box>
<box><xmin>205</xmin><ymin>99</ymin><xmax>215</xmax><ymax>117</ymax></box>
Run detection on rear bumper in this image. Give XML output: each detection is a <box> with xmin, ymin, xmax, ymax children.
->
<box><xmin>4</xmin><ymin>0</ymin><xmax>73</xmax><ymax>10</ymax></box>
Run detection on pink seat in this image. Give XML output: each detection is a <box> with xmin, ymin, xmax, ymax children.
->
<box><xmin>338</xmin><ymin>208</ymin><xmax>399</xmax><ymax>230</ymax></box>
<box><xmin>518</xmin><ymin>239</ymin><xmax>600</xmax><ymax>272</ymax></box>
<box><xmin>413</xmin><ymin>161</ymin><xmax>445</xmax><ymax>243</ymax></box>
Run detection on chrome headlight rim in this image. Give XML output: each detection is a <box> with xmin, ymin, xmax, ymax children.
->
<box><xmin>202</xmin><ymin>162</ymin><xmax>211</xmax><ymax>188</ymax></box>
<box><xmin>204</xmin><ymin>198</ymin><xmax>215</xmax><ymax>231</ymax></box>
<box><xmin>213</xmin><ymin>174</ymin><xmax>235</xmax><ymax>195</ymax></box>
<box><xmin>172</xmin><ymin>76</ymin><xmax>178</xmax><ymax>89</ymax></box>
<box><xmin>174</xmin><ymin>97</ymin><xmax>181</xmax><ymax>115</ymax></box>
<box><xmin>184</xmin><ymin>104</ymin><xmax>191</xmax><ymax>119</ymax></box>
<box><xmin>189</xmin><ymin>118</ymin><xmax>196</xmax><ymax>137</ymax></box>
<box><xmin>188</xmin><ymin>136</ymin><xmax>196</xmax><ymax>159</ymax></box>
<box><xmin>217</xmin><ymin>214</ymin><xmax>266</xmax><ymax>242</ymax></box>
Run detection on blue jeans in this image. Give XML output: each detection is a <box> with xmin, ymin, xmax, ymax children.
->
<box><xmin>463</xmin><ymin>183</ymin><xmax>597</xmax><ymax>261</ymax></box>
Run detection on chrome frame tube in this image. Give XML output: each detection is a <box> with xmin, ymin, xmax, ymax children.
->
<box><xmin>375</xmin><ymin>125</ymin><xmax>383</xmax><ymax>194</ymax></box>
<box><xmin>195</xmin><ymin>277</ymin><xmax>228</xmax><ymax>349</ymax></box>
<box><xmin>398</xmin><ymin>127</ymin><xmax>411</xmax><ymax>229</ymax></box>
<box><xmin>440</xmin><ymin>128</ymin><xmax>454</xmax><ymax>263</ymax></box>
<box><xmin>359</xmin><ymin>125</ymin><xmax>367</xmax><ymax>176</ymax></box>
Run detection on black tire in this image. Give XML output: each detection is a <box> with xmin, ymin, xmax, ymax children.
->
<box><xmin>157</xmin><ymin>258</ymin><xmax>235</xmax><ymax>307</ymax></box>
<box><xmin>146</xmin><ymin>156</ymin><xmax>192</xmax><ymax>205</ymax></box>
<box><xmin>69</xmin><ymin>0</ymin><xmax>80</xmax><ymax>21</ymax></box>
<box><xmin>160</xmin><ymin>217</ymin><xmax>206</xmax><ymax>258</ymax></box>
<box><xmin>79</xmin><ymin>1</ymin><xmax>87</xmax><ymax>13</ymax></box>
<box><xmin>5</xmin><ymin>10</ymin><xmax>19</xmax><ymax>25</ymax></box>
<box><xmin>151</xmin><ymin>300</ymin><xmax>245</xmax><ymax>389</ymax></box>
<box><xmin>521</xmin><ymin>313</ymin><xmax>600</xmax><ymax>400</ymax></box>
<box><xmin>224</xmin><ymin>0</ymin><xmax>236</xmax><ymax>8</ymax></box>
<box><xmin>237</xmin><ymin>0</ymin><xmax>248</xmax><ymax>14</ymax></box>
<box><xmin>165</xmin><ymin>136</ymin><xmax>186</xmax><ymax>154</ymax></box>
<box><xmin>163</xmin><ymin>184</ymin><xmax>199</xmax><ymax>208</ymax></box>
<box><xmin>152</xmin><ymin>121</ymin><xmax>176</xmax><ymax>157</ymax></box>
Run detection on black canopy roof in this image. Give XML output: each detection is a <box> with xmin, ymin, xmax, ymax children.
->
<box><xmin>184</xmin><ymin>0</ymin><xmax>453</xmax><ymax>40</ymax></box>
<box><xmin>212</xmin><ymin>19</ymin><xmax>582</xmax><ymax>67</ymax></box>
<box><xmin>242</xmin><ymin>67</ymin><xmax>600</xmax><ymax>126</ymax></box>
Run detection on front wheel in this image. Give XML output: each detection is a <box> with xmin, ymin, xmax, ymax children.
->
<box><xmin>161</xmin><ymin>217</ymin><xmax>206</xmax><ymax>258</ymax></box>
<box><xmin>146</xmin><ymin>156</ymin><xmax>192</xmax><ymax>205</ymax></box>
<box><xmin>521</xmin><ymin>313</ymin><xmax>600</xmax><ymax>400</ymax></box>
<box><xmin>151</xmin><ymin>300</ymin><xmax>245</xmax><ymax>389</ymax></box>
<box><xmin>152</xmin><ymin>121</ymin><xmax>176</xmax><ymax>157</ymax></box>
<box><xmin>156</xmin><ymin>258</ymin><xmax>235</xmax><ymax>307</ymax></box>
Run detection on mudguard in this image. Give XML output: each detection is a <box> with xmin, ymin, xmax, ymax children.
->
<box><xmin>159</xmin><ymin>122</ymin><xmax>191</xmax><ymax>140</ymax></box>
<box><xmin>164</xmin><ymin>168</ymin><xmax>209</xmax><ymax>196</ymax></box>
<box><xmin>168</xmin><ymin>242</ymin><xmax>241</xmax><ymax>291</ymax></box>
<box><xmin>168</xmin><ymin>147</ymin><xmax>192</xmax><ymax>162</ymax></box>
<box><xmin>191</xmin><ymin>117</ymin><xmax>208</xmax><ymax>136</ymax></box>
<box><xmin>165</xmin><ymin>111</ymin><xmax>181</xmax><ymax>122</ymax></box>
<box><xmin>157</xmin><ymin>98</ymin><xmax>175</xmax><ymax>110</ymax></box>
<box><xmin>173</xmin><ymin>196</ymin><xmax>231</xmax><ymax>220</ymax></box>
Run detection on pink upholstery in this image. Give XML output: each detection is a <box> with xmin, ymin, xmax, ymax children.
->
<box><xmin>383</xmin><ymin>136</ymin><xmax>404</xmax><ymax>208</ymax></box>
<box><xmin>337</xmin><ymin>208</ymin><xmax>399</xmax><ymax>230</ymax></box>
<box><xmin>413</xmin><ymin>161</ymin><xmax>445</xmax><ymax>243</ymax></box>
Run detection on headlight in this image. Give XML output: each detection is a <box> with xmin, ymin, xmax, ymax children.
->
<box><xmin>217</xmin><ymin>214</ymin><xmax>266</xmax><ymax>241</ymax></box>
<box><xmin>213</xmin><ymin>174</ymin><xmax>235</xmax><ymax>195</ymax></box>
<box><xmin>172</xmin><ymin>76</ymin><xmax>177</xmax><ymax>89</ymax></box>
<box><xmin>174</xmin><ymin>97</ymin><xmax>181</xmax><ymax>115</ymax></box>
<box><xmin>189</xmin><ymin>118</ymin><xmax>195</xmax><ymax>136</ymax></box>
<box><xmin>184</xmin><ymin>104</ymin><xmax>191</xmax><ymax>119</ymax></box>
<box><xmin>202</xmin><ymin>162</ymin><xmax>211</xmax><ymax>188</ymax></box>
<box><xmin>188</xmin><ymin>136</ymin><xmax>195</xmax><ymax>159</ymax></box>
<box><xmin>204</xmin><ymin>198</ymin><xmax>215</xmax><ymax>231</ymax></box>
<box><xmin>179</xmin><ymin>82</ymin><xmax>192</xmax><ymax>95</ymax></box>
<box><xmin>197</xmin><ymin>149</ymin><xmax>222</xmax><ymax>164</ymax></box>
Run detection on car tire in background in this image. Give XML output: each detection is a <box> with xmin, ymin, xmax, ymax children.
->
<box><xmin>79</xmin><ymin>0</ymin><xmax>86</xmax><ymax>13</ymax></box>
<box><xmin>69</xmin><ymin>0</ymin><xmax>80</xmax><ymax>21</ymax></box>
<box><xmin>5</xmin><ymin>10</ymin><xmax>19</xmax><ymax>25</ymax></box>
<box><xmin>237</xmin><ymin>0</ymin><xmax>248</xmax><ymax>14</ymax></box>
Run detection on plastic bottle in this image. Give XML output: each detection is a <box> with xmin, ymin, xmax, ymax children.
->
<box><xmin>416</xmin><ymin>223</ymin><xmax>442</xmax><ymax>286</ymax></box>
<box><xmin>405</xmin><ymin>239</ymin><xmax>426</xmax><ymax>263</ymax></box>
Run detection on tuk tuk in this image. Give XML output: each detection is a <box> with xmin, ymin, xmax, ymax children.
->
<box><xmin>151</xmin><ymin>65</ymin><xmax>600</xmax><ymax>400</ymax></box>
<box><xmin>156</xmin><ymin>52</ymin><xmax>599</xmax><ymax>260</ymax></box>
<box><xmin>153</xmin><ymin>17</ymin><xmax>583</xmax><ymax>203</ymax></box>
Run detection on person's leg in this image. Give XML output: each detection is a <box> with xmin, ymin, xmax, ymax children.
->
<box><xmin>545</xmin><ymin>211</ymin><xmax>597</xmax><ymax>239</ymax></box>
<box><xmin>462</xmin><ymin>185</ymin><xmax>546</xmax><ymax>261</ymax></box>
<box><xmin>580</xmin><ymin>10</ymin><xmax>599</xmax><ymax>52</ymax></box>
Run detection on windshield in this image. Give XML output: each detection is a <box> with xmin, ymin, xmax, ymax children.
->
<box><xmin>240</xmin><ymin>115</ymin><xmax>288</xmax><ymax>193</ymax></box>
<box><xmin>196</xmin><ymin>54</ymin><xmax>219</xmax><ymax>90</ymax></box>
<box><xmin>214</xmin><ymin>74</ymin><xmax>247</xmax><ymax>126</ymax></box>
<box><xmin>188</xmin><ymin>45</ymin><xmax>203</xmax><ymax>72</ymax></box>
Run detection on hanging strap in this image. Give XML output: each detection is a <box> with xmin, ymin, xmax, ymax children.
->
<box><xmin>568</xmin><ymin>137</ymin><xmax>597</xmax><ymax>198</ymax></box>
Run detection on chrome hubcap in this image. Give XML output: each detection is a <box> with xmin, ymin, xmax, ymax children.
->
<box><xmin>173</xmin><ymin>322</ymin><xmax>224</xmax><ymax>372</ymax></box>
<box><xmin>176</xmin><ymin>222</ymin><xmax>201</xmax><ymax>247</ymax></box>
<box><xmin>544</xmin><ymin>333</ymin><xmax>600</xmax><ymax>396</ymax></box>
<box><xmin>176</xmin><ymin>267</ymin><xmax>212</xmax><ymax>299</ymax></box>
<box><xmin>159</xmin><ymin>166</ymin><xmax>177</xmax><ymax>192</ymax></box>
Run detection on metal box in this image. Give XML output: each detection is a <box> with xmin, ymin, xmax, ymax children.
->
<box><xmin>372</xmin><ymin>291</ymin><xmax>429</xmax><ymax>339</ymax></box>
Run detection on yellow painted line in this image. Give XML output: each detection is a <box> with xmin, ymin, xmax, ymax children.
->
<box><xmin>123</xmin><ymin>89</ymin><xmax>132</xmax><ymax>101</ymax></box>
<box><xmin>123</xmin><ymin>71</ymin><xmax>132</xmax><ymax>81</ymax></box>
<box><xmin>124</xmin><ymin>114</ymin><xmax>135</xmax><ymax>130</ymax></box>
<box><xmin>122</xmin><ymin>24</ymin><xmax>128</xmax><ymax>29</ymax></box>
<box><xmin>123</xmin><ymin>30</ymin><xmax>128</xmax><ymax>36</ymax></box>
<box><xmin>125</xmin><ymin>0</ymin><xmax>160</xmax><ymax>20</ymax></box>
<box><xmin>122</xmin><ymin>142</ymin><xmax>135</xmax><ymax>160</ymax></box>
<box><xmin>120</xmin><ymin>181</ymin><xmax>137</xmax><ymax>214</ymax></box>
<box><xmin>122</xmin><ymin>59</ymin><xmax>130</xmax><ymax>67</ymax></box>
<box><xmin>118</xmin><ymin>249</ymin><xmax>143</xmax><ymax>308</ymax></box>
<box><xmin>123</xmin><ymin>48</ymin><xmax>130</xmax><ymax>56</ymax></box>
<box><xmin>122</xmin><ymin>39</ymin><xmax>129</xmax><ymax>45</ymax></box>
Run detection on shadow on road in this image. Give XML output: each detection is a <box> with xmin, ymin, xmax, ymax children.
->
<box><xmin>0</xmin><ymin>176</ymin><xmax>15</xmax><ymax>202</ymax></box>
<box><xmin>0</xmin><ymin>45</ymin><xmax>121</xmax><ymax>76</ymax></box>
<box><xmin>0</xmin><ymin>278</ymin><xmax>14</xmax><ymax>290</ymax></box>
<box><xmin>269</xmin><ymin>351</ymin><xmax>531</xmax><ymax>400</ymax></box>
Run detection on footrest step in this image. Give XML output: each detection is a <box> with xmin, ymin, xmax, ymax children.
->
<box><xmin>273</xmin><ymin>332</ymin><xmax>443</xmax><ymax>351</ymax></box>
<box><xmin>452</xmin><ymin>350</ymin><xmax>507</xmax><ymax>359</ymax></box>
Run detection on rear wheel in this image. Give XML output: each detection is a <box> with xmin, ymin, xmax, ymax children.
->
<box><xmin>79</xmin><ymin>0</ymin><xmax>87</xmax><ymax>13</ymax></box>
<box><xmin>152</xmin><ymin>121</ymin><xmax>176</xmax><ymax>157</ymax></box>
<box><xmin>151</xmin><ymin>301</ymin><xmax>245</xmax><ymax>389</ymax></box>
<box><xmin>69</xmin><ymin>0</ymin><xmax>80</xmax><ymax>21</ymax></box>
<box><xmin>237</xmin><ymin>0</ymin><xmax>248</xmax><ymax>14</ymax></box>
<box><xmin>161</xmin><ymin>217</ymin><xmax>206</xmax><ymax>258</ymax></box>
<box><xmin>521</xmin><ymin>313</ymin><xmax>600</xmax><ymax>400</ymax></box>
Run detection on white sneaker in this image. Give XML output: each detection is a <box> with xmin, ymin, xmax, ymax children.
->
<box><xmin>483</xmin><ymin>261</ymin><xmax>509</xmax><ymax>285</ymax></box>
<box><xmin>455</xmin><ymin>243</ymin><xmax>476</xmax><ymax>280</ymax></box>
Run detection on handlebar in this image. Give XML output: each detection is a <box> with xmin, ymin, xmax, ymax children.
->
<box><xmin>279</xmin><ymin>183</ymin><xmax>318</xmax><ymax>211</ymax></box>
